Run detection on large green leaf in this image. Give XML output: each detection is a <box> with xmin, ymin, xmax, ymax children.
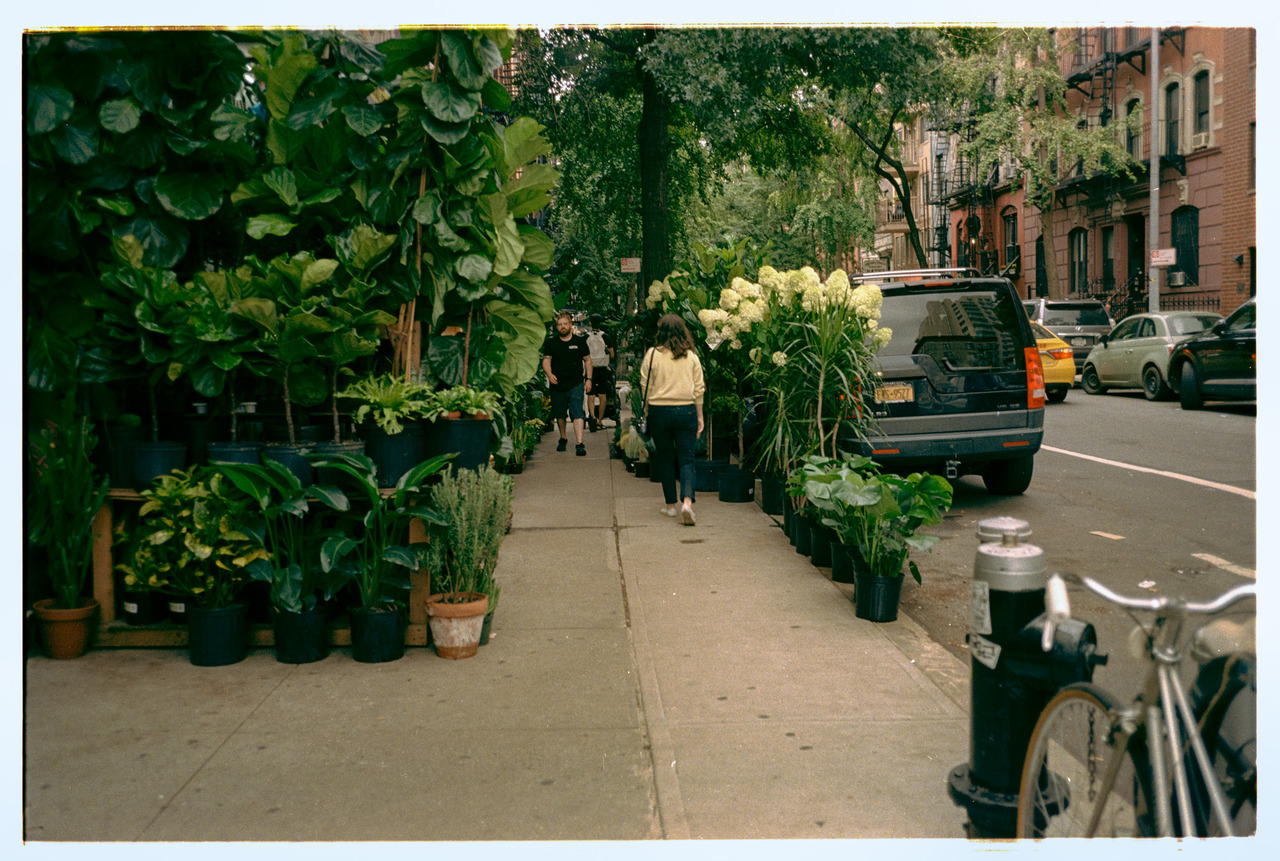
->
<box><xmin>342</xmin><ymin>104</ymin><xmax>384</xmax><ymax>136</ymax></box>
<box><xmin>517</xmin><ymin>225</ymin><xmax>554</xmax><ymax>271</ymax></box>
<box><xmin>440</xmin><ymin>31</ymin><xmax>486</xmax><ymax>92</ymax></box>
<box><xmin>99</xmin><ymin>98</ymin><xmax>142</xmax><ymax>133</ymax></box>
<box><xmin>247</xmin><ymin>214</ymin><xmax>296</xmax><ymax>240</ymax></box>
<box><xmin>264</xmin><ymin>167</ymin><xmax>299</xmax><ymax>208</ymax></box>
<box><xmin>26</xmin><ymin>84</ymin><xmax>74</xmax><ymax>134</ymax></box>
<box><xmin>50</xmin><ymin>124</ymin><xmax>98</xmax><ymax>164</ymax></box>
<box><xmin>286</xmin><ymin>362</ymin><xmax>327</xmax><ymax>405</ymax></box>
<box><xmin>154</xmin><ymin>173</ymin><xmax>223</xmax><ymax>221</ymax></box>
<box><xmin>455</xmin><ymin>254</ymin><xmax>493</xmax><ymax>284</ymax></box>
<box><xmin>421</xmin><ymin>114</ymin><xmax>471</xmax><ymax>146</ymax></box>
<box><xmin>481</xmin><ymin>77</ymin><xmax>512</xmax><ymax>112</ymax></box>
<box><xmin>495</xmin><ymin>270</ymin><xmax>555</xmax><ymax>320</ymax></box>
<box><xmin>422</xmin><ymin>81</ymin><xmax>482</xmax><ymax>123</ymax></box>
<box><xmin>301</xmin><ymin>258</ymin><xmax>339</xmax><ymax>292</ymax></box>
<box><xmin>285</xmin><ymin>92</ymin><xmax>339</xmax><ymax>130</ymax></box>
<box><xmin>262</xmin><ymin>34</ymin><xmax>318</xmax><ymax>121</ymax></box>
<box><xmin>501</xmin><ymin>117</ymin><xmax>551</xmax><ymax>178</ymax></box>
<box><xmin>481</xmin><ymin>193</ymin><xmax>523</xmax><ymax>277</ymax></box>
<box><xmin>332</xmin><ymin>224</ymin><xmax>396</xmax><ymax>272</ymax></box>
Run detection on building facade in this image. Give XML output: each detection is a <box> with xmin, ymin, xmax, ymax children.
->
<box><xmin>871</xmin><ymin>27</ymin><xmax>1255</xmax><ymax>319</ymax></box>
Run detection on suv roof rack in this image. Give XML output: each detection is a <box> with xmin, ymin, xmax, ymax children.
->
<box><xmin>849</xmin><ymin>267</ymin><xmax>981</xmax><ymax>283</ymax></box>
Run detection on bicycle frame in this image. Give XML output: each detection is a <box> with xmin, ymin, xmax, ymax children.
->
<box><xmin>1043</xmin><ymin>574</ymin><xmax>1255</xmax><ymax>837</ymax></box>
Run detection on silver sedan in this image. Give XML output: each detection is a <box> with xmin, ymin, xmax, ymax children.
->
<box><xmin>1081</xmin><ymin>311</ymin><xmax>1223</xmax><ymax>400</ymax></box>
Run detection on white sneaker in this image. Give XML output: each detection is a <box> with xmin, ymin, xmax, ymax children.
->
<box><xmin>680</xmin><ymin>504</ymin><xmax>696</xmax><ymax>525</ymax></box>
<box><xmin>660</xmin><ymin>506</ymin><xmax>677</xmax><ymax>517</ymax></box>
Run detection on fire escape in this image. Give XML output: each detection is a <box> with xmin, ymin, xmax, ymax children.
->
<box><xmin>930</xmin><ymin>116</ymin><xmax>1001</xmax><ymax>276</ymax></box>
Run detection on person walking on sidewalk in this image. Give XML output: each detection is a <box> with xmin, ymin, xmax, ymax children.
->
<box><xmin>542</xmin><ymin>310</ymin><xmax>592</xmax><ymax>456</ymax></box>
<box><xmin>585</xmin><ymin>314</ymin><xmax>615</xmax><ymax>432</ymax></box>
<box><xmin>640</xmin><ymin>313</ymin><xmax>705</xmax><ymax>525</ymax></box>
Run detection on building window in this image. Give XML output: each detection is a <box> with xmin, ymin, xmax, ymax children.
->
<box><xmin>1069</xmin><ymin>228</ymin><xmax>1089</xmax><ymax>294</ymax></box>
<box><xmin>1102</xmin><ymin>226</ymin><xmax>1115</xmax><ymax>291</ymax></box>
<box><xmin>1165</xmin><ymin>83</ymin><xmax>1181</xmax><ymax>156</ymax></box>
<box><xmin>1002</xmin><ymin>207</ymin><xmax>1019</xmax><ymax>271</ymax></box>
<box><xmin>1126</xmin><ymin>99</ymin><xmax>1142</xmax><ymax>159</ymax></box>
<box><xmin>1193</xmin><ymin>70</ymin><xmax>1210</xmax><ymax>136</ymax></box>
<box><xmin>1171</xmin><ymin>206</ymin><xmax>1199</xmax><ymax>286</ymax></box>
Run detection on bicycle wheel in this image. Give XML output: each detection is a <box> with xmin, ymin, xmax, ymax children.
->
<box><xmin>1017</xmin><ymin>683</ymin><xmax>1155</xmax><ymax>837</ymax></box>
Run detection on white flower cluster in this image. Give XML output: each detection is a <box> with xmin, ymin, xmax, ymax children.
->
<box><xmin>645</xmin><ymin>276</ymin><xmax>677</xmax><ymax>310</ymax></box>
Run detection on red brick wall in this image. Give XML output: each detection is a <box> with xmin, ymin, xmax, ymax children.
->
<box><xmin>1218</xmin><ymin>28</ymin><xmax>1256</xmax><ymax>315</ymax></box>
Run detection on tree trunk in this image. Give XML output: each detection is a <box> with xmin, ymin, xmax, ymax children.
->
<box><xmin>637</xmin><ymin>32</ymin><xmax>672</xmax><ymax>292</ymax></box>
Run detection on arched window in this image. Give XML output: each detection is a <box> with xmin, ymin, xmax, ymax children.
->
<box><xmin>1165</xmin><ymin>82</ymin><xmax>1181</xmax><ymax>156</ymax></box>
<box><xmin>1002</xmin><ymin>206</ymin><xmax>1019</xmax><ymax>271</ymax></box>
<box><xmin>1193</xmin><ymin>71</ymin><xmax>1210</xmax><ymax>136</ymax></box>
<box><xmin>1126</xmin><ymin>99</ymin><xmax>1142</xmax><ymax>159</ymax></box>
<box><xmin>1171</xmin><ymin>206</ymin><xmax>1199</xmax><ymax>286</ymax></box>
<box><xmin>1069</xmin><ymin>228</ymin><xmax>1089</xmax><ymax>294</ymax></box>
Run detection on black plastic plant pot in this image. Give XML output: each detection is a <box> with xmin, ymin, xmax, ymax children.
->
<box><xmin>186</xmin><ymin>604</ymin><xmax>248</xmax><ymax>667</ymax></box>
<box><xmin>717</xmin><ymin>465</ymin><xmax>755</xmax><ymax>503</ymax></box>
<box><xmin>133</xmin><ymin>441</ymin><xmax>188</xmax><ymax>489</ymax></box>
<box><xmin>348</xmin><ymin>606</ymin><xmax>407</xmax><ymax>663</ymax></box>
<box><xmin>809</xmin><ymin>522</ymin><xmax>833</xmax><ymax>567</ymax></box>
<box><xmin>273</xmin><ymin>606</ymin><xmax>330</xmax><ymax>664</ymax></box>
<box><xmin>830</xmin><ymin>540</ymin><xmax>867</xmax><ymax>584</ymax></box>
<box><xmin>102</xmin><ymin>422</ymin><xmax>141</xmax><ymax>488</ymax></box>
<box><xmin>794</xmin><ymin>514</ymin><xmax>812</xmax><ymax>556</ymax></box>
<box><xmin>695</xmin><ymin>459</ymin><xmax>721</xmax><ymax>493</ymax></box>
<box><xmin>759</xmin><ymin>470</ymin><xmax>786</xmax><ymax>515</ymax></box>
<box><xmin>854</xmin><ymin>572</ymin><xmax>903</xmax><ymax>623</ymax></box>
<box><xmin>261</xmin><ymin>442</ymin><xmax>315</xmax><ymax>486</ymax></box>
<box><xmin>120</xmin><ymin>590</ymin><xmax>166</xmax><ymax>626</ymax></box>
<box><xmin>634</xmin><ymin>460</ymin><xmax>650</xmax><ymax>478</ymax></box>
<box><xmin>424</xmin><ymin>417</ymin><xmax>491</xmax><ymax>472</ymax></box>
<box><xmin>364</xmin><ymin>424</ymin><xmax>426</xmax><ymax>488</ymax></box>
<box><xmin>207</xmin><ymin>441</ymin><xmax>263</xmax><ymax>465</ymax></box>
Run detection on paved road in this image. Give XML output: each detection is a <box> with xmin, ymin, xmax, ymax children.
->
<box><xmin>899</xmin><ymin>389</ymin><xmax>1256</xmax><ymax>699</ymax></box>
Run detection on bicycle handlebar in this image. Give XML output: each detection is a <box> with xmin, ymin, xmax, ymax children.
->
<box><xmin>1041</xmin><ymin>572</ymin><xmax>1256</xmax><ymax>652</ymax></box>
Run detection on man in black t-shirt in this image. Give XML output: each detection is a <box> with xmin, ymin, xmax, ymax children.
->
<box><xmin>541</xmin><ymin>310</ymin><xmax>592</xmax><ymax>456</ymax></box>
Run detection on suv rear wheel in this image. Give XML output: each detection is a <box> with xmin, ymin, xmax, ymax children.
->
<box><xmin>982</xmin><ymin>455</ymin><xmax>1034</xmax><ymax>495</ymax></box>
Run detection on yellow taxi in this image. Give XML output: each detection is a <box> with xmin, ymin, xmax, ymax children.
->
<box><xmin>1031</xmin><ymin>321</ymin><xmax>1074</xmax><ymax>403</ymax></box>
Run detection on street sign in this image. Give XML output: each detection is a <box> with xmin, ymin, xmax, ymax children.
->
<box><xmin>620</xmin><ymin>257</ymin><xmax>641</xmax><ymax>273</ymax></box>
<box><xmin>1150</xmin><ymin>248</ymin><xmax>1177</xmax><ymax>268</ymax></box>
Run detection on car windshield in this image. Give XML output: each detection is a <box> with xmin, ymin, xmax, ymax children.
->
<box><xmin>877</xmin><ymin>288</ymin><xmax>1025</xmax><ymax>372</ymax></box>
<box><xmin>1170</xmin><ymin>315</ymin><xmax>1221</xmax><ymax>336</ymax></box>
<box><xmin>1043</xmin><ymin>304</ymin><xmax>1110</xmax><ymax>326</ymax></box>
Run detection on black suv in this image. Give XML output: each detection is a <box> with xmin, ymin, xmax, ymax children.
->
<box><xmin>1168</xmin><ymin>297</ymin><xmax>1256</xmax><ymax>410</ymax></box>
<box><xmin>840</xmin><ymin>269</ymin><xmax>1045</xmax><ymax>495</ymax></box>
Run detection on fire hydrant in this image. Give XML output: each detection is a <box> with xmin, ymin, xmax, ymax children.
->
<box><xmin>947</xmin><ymin>517</ymin><xmax>1106</xmax><ymax>837</ymax></box>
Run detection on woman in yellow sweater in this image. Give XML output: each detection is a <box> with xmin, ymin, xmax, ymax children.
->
<box><xmin>639</xmin><ymin>314</ymin><xmax>706</xmax><ymax>525</ymax></box>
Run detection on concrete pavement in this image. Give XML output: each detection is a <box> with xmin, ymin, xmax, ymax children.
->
<box><xmin>22</xmin><ymin>420</ymin><xmax>974</xmax><ymax>844</ymax></box>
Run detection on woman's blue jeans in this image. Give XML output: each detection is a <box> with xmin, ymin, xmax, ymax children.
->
<box><xmin>648</xmin><ymin>404</ymin><xmax>698</xmax><ymax>505</ymax></box>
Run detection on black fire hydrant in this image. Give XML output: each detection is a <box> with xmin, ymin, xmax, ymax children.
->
<box><xmin>947</xmin><ymin>517</ymin><xmax>1106</xmax><ymax>837</ymax></box>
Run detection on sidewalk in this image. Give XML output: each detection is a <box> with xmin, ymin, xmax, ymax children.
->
<box><xmin>22</xmin><ymin>423</ymin><xmax>973</xmax><ymax>843</ymax></box>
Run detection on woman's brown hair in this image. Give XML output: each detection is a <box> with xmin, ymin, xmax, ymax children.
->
<box><xmin>655</xmin><ymin>313</ymin><xmax>696</xmax><ymax>359</ymax></box>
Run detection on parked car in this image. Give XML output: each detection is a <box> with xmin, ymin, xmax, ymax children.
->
<box><xmin>840</xmin><ymin>269</ymin><xmax>1045</xmax><ymax>495</ymax></box>
<box><xmin>1031</xmin><ymin>321</ymin><xmax>1074</xmax><ymax>403</ymax></box>
<box><xmin>1168</xmin><ymin>297</ymin><xmax>1256</xmax><ymax>410</ymax></box>
<box><xmin>1080</xmin><ymin>311</ymin><xmax>1223</xmax><ymax>401</ymax></box>
<box><xmin>1023</xmin><ymin>298</ymin><xmax>1114</xmax><ymax>373</ymax></box>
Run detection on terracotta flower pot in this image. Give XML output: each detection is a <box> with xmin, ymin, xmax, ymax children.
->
<box><xmin>425</xmin><ymin>592</ymin><xmax>488</xmax><ymax>659</ymax></box>
<box><xmin>33</xmin><ymin>598</ymin><xmax>100</xmax><ymax>659</ymax></box>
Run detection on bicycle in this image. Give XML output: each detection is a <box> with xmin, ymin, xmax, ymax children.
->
<box><xmin>1016</xmin><ymin>572</ymin><xmax>1256</xmax><ymax>838</ymax></box>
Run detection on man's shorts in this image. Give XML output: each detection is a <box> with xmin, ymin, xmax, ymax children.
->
<box><xmin>549</xmin><ymin>383</ymin><xmax>586</xmax><ymax>420</ymax></box>
<box><xmin>591</xmin><ymin>365</ymin><xmax>614</xmax><ymax>393</ymax></box>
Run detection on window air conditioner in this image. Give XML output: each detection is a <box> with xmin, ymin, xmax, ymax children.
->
<box><xmin>1191</xmin><ymin>133</ymin><xmax>1209</xmax><ymax>150</ymax></box>
<box><xmin>1167</xmin><ymin>270</ymin><xmax>1187</xmax><ymax>287</ymax></box>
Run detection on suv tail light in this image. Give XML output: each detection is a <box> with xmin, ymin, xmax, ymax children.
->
<box><xmin>1025</xmin><ymin>347</ymin><xmax>1046</xmax><ymax>409</ymax></box>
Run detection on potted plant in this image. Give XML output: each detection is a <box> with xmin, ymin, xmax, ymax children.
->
<box><xmin>133</xmin><ymin>466</ymin><xmax>270</xmax><ymax>664</ymax></box>
<box><xmin>314</xmin><ymin>450</ymin><xmax>454</xmax><ymax>663</ymax></box>
<box><xmin>115</xmin><ymin>514</ymin><xmax>170</xmax><ymax>625</ymax></box>
<box><xmin>421</xmin><ymin>465</ymin><xmax>514</xmax><ymax>659</ymax></box>
<box><xmin>27</xmin><ymin>409</ymin><xmax>112</xmax><ymax>658</ymax></box>
<box><xmin>819</xmin><ymin>470</ymin><xmax>953</xmax><ymax>622</ymax></box>
<box><xmin>215</xmin><ymin>459</ymin><xmax>351</xmax><ymax>663</ymax></box>
<box><xmin>424</xmin><ymin>385</ymin><xmax>503</xmax><ymax>472</ymax></box>
<box><xmin>336</xmin><ymin>373</ymin><xmax>437</xmax><ymax>487</ymax></box>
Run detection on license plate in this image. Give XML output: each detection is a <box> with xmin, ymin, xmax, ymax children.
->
<box><xmin>1072</xmin><ymin>337</ymin><xmax>1088</xmax><ymax>346</ymax></box>
<box><xmin>874</xmin><ymin>383</ymin><xmax>915</xmax><ymax>404</ymax></box>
